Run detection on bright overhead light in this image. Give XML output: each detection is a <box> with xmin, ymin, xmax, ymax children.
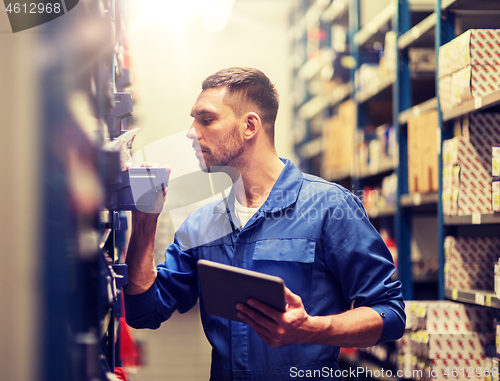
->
<box><xmin>137</xmin><ymin>0</ymin><xmax>235</xmax><ymax>33</ymax></box>
<box><xmin>202</xmin><ymin>0</ymin><xmax>235</xmax><ymax>32</ymax></box>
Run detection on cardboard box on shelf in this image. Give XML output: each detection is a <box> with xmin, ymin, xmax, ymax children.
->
<box><xmin>438</xmin><ymin>29</ymin><xmax>500</xmax><ymax>78</ymax></box>
<box><xmin>451</xmin><ymin>186</ymin><xmax>459</xmax><ymax>216</ymax></box>
<box><xmin>442</xmin><ymin>117</ymin><xmax>500</xmax><ymax>215</ymax></box>
<box><xmin>414</xmin><ymin>332</ymin><xmax>488</xmax><ymax>360</ymax></box>
<box><xmin>438</xmin><ymin>30</ymin><xmax>500</xmax><ymax>111</ymax></box>
<box><xmin>404</xmin><ymin>300</ymin><xmax>422</xmax><ymax>331</ymax></box>
<box><xmin>444</xmin><ymin>236</ymin><xmax>500</xmax><ymax>262</ymax></box>
<box><xmin>492</xmin><ymin>179</ymin><xmax>500</xmax><ymax>213</ymax></box>
<box><xmin>446</xmin><ymin>139</ymin><xmax>491</xmax><ymax>176</ymax></box>
<box><xmin>445</xmin><ymin>235</ymin><xmax>500</xmax><ymax>291</ymax></box>
<box><xmin>438</xmin><ymin>75</ymin><xmax>453</xmax><ymax>112</ymax></box>
<box><xmin>403</xmin><ymin>301</ymin><xmax>495</xmax><ymax>380</ymax></box>
<box><xmin>442</xmin><ymin>163</ymin><xmax>461</xmax><ymax>216</ymax></box>
<box><xmin>457</xmin><ymin>179</ymin><xmax>493</xmax><ymax>215</ymax></box>
<box><xmin>442</xmin><ymin>189</ymin><xmax>452</xmax><ymax>216</ymax></box>
<box><xmin>438</xmin><ymin>39</ymin><xmax>455</xmax><ymax>78</ymax></box>
<box><xmin>493</xmin><ymin>146</ymin><xmax>500</xmax><ymax>177</ymax></box>
<box><xmin>442</xmin><ymin>138</ymin><xmax>480</xmax><ymax>171</ymax></box>
<box><xmin>452</xmin><ymin>66</ymin><xmax>473</xmax><ymax>105</ymax></box>
<box><xmin>441</xmin><ymin>64</ymin><xmax>500</xmax><ymax>111</ymax></box>
<box><xmin>321</xmin><ymin>99</ymin><xmax>356</xmax><ymax>175</ymax></box>
<box><xmin>468</xmin><ymin>113</ymin><xmax>500</xmax><ymax>160</ymax></box>
<box><xmin>422</xmin><ymin>111</ymin><xmax>439</xmax><ymax>193</ymax></box>
<box><xmin>405</xmin><ymin>299</ymin><xmax>495</xmax><ymax>333</ymax></box>
<box><xmin>445</xmin><ymin>261</ymin><xmax>495</xmax><ymax>291</ymax></box>
<box><xmin>408</xmin><ymin>110</ymin><xmax>439</xmax><ymax>193</ymax></box>
<box><xmin>471</xmin><ymin>64</ymin><xmax>500</xmax><ymax>98</ymax></box>
<box><xmin>408</xmin><ymin>114</ymin><xmax>422</xmax><ymax>193</ymax></box>
<box><xmin>494</xmin><ymin>259</ymin><xmax>500</xmax><ymax>299</ymax></box>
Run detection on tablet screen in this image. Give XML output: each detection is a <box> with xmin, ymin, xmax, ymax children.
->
<box><xmin>197</xmin><ymin>259</ymin><xmax>286</xmax><ymax>322</ymax></box>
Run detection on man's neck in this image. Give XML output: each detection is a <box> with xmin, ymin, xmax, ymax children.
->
<box><xmin>232</xmin><ymin>155</ymin><xmax>284</xmax><ymax>209</ymax></box>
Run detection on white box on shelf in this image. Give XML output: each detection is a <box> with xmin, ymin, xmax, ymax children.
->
<box><xmin>493</xmin><ymin>146</ymin><xmax>500</xmax><ymax>177</ymax></box>
<box><xmin>439</xmin><ymin>29</ymin><xmax>500</xmax><ymax>78</ymax></box>
<box><xmin>416</xmin><ymin>332</ymin><xmax>487</xmax><ymax>360</ymax></box>
<box><xmin>444</xmin><ymin>236</ymin><xmax>500</xmax><ymax>263</ymax></box>
<box><xmin>445</xmin><ymin>261</ymin><xmax>495</xmax><ymax>291</ymax></box>
<box><xmin>492</xmin><ymin>179</ymin><xmax>500</xmax><ymax>213</ymax></box>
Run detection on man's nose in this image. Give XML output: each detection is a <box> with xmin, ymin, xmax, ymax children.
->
<box><xmin>186</xmin><ymin>123</ymin><xmax>198</xmax><ymax>140</ymax></box>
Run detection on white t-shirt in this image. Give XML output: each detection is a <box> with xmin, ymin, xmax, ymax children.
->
<box><xmin>234</xmin><ymin>196</ymin><xmax>260</xmax><ymax>229</ymax></box>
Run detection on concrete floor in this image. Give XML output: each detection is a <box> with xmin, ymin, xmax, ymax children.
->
<box><xmin>130</xmin><ymin>305</ymin><xmax>212</xmax><ymax>381</ymax></box>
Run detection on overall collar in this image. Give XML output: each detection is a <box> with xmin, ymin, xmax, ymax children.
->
<box><xmin>212</xmin><ymin>158</ymin><xmax>303</xmax><ymax>216</ymax></box>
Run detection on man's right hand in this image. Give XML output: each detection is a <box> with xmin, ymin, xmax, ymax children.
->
<box><xmin>134</xmin><ymin>162</ymin><xmax>171</xmax><ymax>218</ymax></box>
<box><xmin>124</xmin><ymin>163</ymin><xmax>171</xmax><ymax>295</ymax></box>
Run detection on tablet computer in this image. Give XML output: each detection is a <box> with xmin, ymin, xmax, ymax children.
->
<box><xmin>197</xmin><ymin>259</ymin><xmax>286</xmax><ymax>322</ymax></box>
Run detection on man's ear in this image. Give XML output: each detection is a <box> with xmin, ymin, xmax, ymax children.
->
<box><xmin>243</xmin><ymin>112</ymin><xmax>261</xmax><ymax>141</ymax></box>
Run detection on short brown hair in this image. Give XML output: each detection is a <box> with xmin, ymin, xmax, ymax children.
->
<box><xmin>202</xmin><ymin>67</ymin><xmax>279</xmax><ymax>142</ymax></box>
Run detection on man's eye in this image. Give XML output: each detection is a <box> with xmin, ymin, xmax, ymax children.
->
<box><xmin>203</xmin><ymin>119</ymin><xmax>213</xmax><ymax>125</ymax></box>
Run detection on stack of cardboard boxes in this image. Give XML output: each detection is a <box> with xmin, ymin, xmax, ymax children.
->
<box><xmin>438</xmin><ymin>29</ymin><xmax>500</xmax><ymax>112</ymax></box>
<box><xmin>444</xmin><ymin>236</ymin><xmax>500</xmax><ymax>291</ymax></box>
<box><xmin>442</xmin><ymin>113</ymin><xmax>500</xmax><ymax>216</ymax></box>
<box><xmin>407</xmin><ymin>110</ymin><xmax>439</xmax><ymax>194</ymax></box>
<box><xmin>398</xmin><ymin>301</ymin><xmax>495</xmax><ymax>381</ymax></box>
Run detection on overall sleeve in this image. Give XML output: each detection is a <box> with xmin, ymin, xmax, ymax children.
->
<box><xmin>124</xmin><ymin>234</ymin><xmax>199</xmax><ymax>329</ymax></box>
<box><xmin>323</xmin><ymin>192</ymin><xmax>406</xmax><ymax>344</ymax></box>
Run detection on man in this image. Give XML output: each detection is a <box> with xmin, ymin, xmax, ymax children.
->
<box><xmin>124</xmin><ymin>67</ymin><xmax>405</xmax><ymax>380</ymax></box>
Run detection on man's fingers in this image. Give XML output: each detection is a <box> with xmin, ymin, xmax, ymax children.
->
<box><xmin>238</xmin><ymin>300</ymin><xmax>283</xmax><ymax>324</ymax></box>
<box><xmin>284</xmin><ymin>286</ymin><xmax>302</xmax><ymax>308</ymax></box>
<box><xmin>140</xmin><ymin>163</ymin><xmax>170</xmax><ymax>198</ymax></box>
<box><xmin>161</xmin><ymin>166</ymin><xmax>171</xmax><ymax>198</ymax></box>
<box><xmin>136</xmin><ymin>163</ymin><xmax>170</xmax><ymax>213</ymax></box>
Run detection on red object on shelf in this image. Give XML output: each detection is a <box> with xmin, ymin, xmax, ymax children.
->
<box><xmin>308</xmin><ymin>28</ymin><xmax>328</xmax><ymax>41</ymax></box>
<box><xmin>339</xmin><ymin>347</ymin><xmax>358</xmax><ymax>362</ymax></box>
<box><xmin>114</xmin><ymin>367</ymin><xmax>127</xmax><ymax>381</ymax></box>
<box><xmin>119</xmin><ymin>294</ymin><xmax>139</xmax><ymax>368</ymax></box>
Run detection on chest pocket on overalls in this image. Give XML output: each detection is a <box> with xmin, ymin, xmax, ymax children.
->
<box><xmin>251</xmin><ymin>238</ymin><xmax>315</xmax><ymax>313</ymax></box>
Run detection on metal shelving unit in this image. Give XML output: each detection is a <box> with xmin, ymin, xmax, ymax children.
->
<box><xmin>442</xmin><ymin>90</ymin><xmax>500</xmax><ymax>122</ymax></box>
<box><xmin>368</xmin><ymin>206</ymin><xmax>397</xmax><ymax>219</ymax></box>
<box><xmin>444</xmin><ymin>288</ymin><xmax>500</xmax><ymax>308</ymax></box>
<box><xmin>291</xmin><ymin>0</ymin><xmax>500</xmax><ymax>301</ymax></box>
<box><xmin>290</xmin><ymin>0</ymin><xmax>500</xmax><ymax>378</ymax></box>
<box><xmin>356</xmin><ymin>75</ymin><xmax>395</xmax><ymax>104</ymax></box>
<box><xmin>353</xmin><ymin>160</ymin><xmax>397</xmax><ymax>180</ymax></box>
<box><xmin>443</xmin><ymin>213</ymin><xmax>500</xmax><ymax>226</ymax></box>
<box><xmin>298</xmin><ymin>82</ymin><xmax>353</xmax><ymax>120</ymax></box>
<box><xmin>435</xmin><ymin>0</ymin><xmax>500</xmax><ymax>305</ymax></box>
<box><xmin>400</xmin><ymin>192</ymin><xmax>438</xmax><ymax>207</ymax></box>
<box><xmin>290</xmin><ymin>0</ymin><xmax>439</xmax><ymax>302</ymax></box>
<box><xmin>37</xmin><ymin>1</ymin><xmax>136</xmax><ymax>380</ymax></box>
<box><xmin>398</xmin><ymin>97</ymin><xmax>437</xmax><ymax>125</ymax></box>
